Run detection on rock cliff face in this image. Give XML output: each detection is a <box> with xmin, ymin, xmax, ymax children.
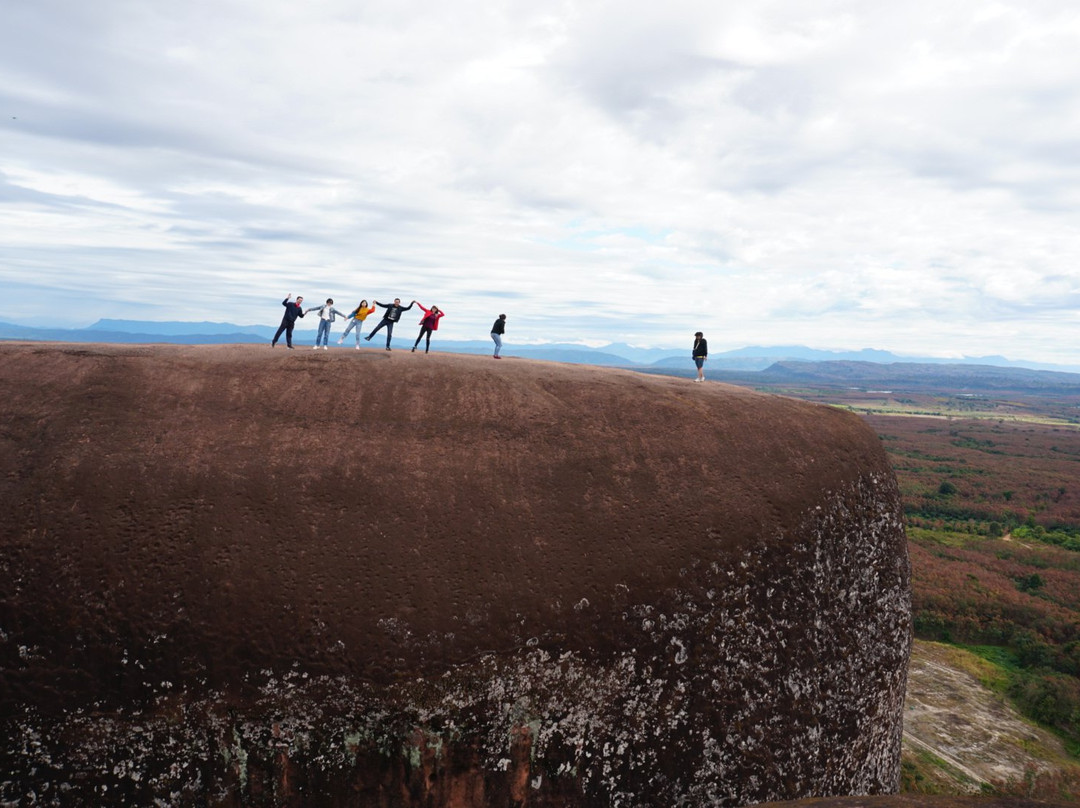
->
<box><xmin>0</xmin><ymin>343</ymin><xmax>911</xmax><ymax>807</ymax></box>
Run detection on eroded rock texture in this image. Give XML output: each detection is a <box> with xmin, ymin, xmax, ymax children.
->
<box><xmin>0</xmin><ymin>343</ymin><xmax>911</xmax><ymax>806</ymax></box>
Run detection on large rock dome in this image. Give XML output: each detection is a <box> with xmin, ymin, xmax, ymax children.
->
<box><xmin>0</xmin><ymin>342</ymin><xmax>910</xmax><ymax>806</ymax></box>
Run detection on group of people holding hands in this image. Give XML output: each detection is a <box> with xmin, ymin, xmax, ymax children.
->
<box><xmin>269</xmin><ymin>294</ymin><xmax>704</xmax><ymax>377</ymax></box>
<box><xmin>271</xmin><ymin>294</ymin><xmax>508</xmax><ymax>358</ymax></box>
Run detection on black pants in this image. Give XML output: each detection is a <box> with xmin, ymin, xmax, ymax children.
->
<box><xmin>413</xmin><ymin>326</ymin><xmax>433</xmax><ymax>351</ymax></box>
<box><xmin>272</xmin><ymin>320</ymin><xmax>295</xmax><ymax>347</ymax></box>
<box><xmin>367</xmin><ymin>318</ymin><xmax>395</xmax><ymax>347</ymax></box>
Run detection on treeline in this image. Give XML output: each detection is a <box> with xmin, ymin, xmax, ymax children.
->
<box><xmin>907</xmin><ymin>509</ymin><xmax>1080</xmax><ymax>552</ymax></box>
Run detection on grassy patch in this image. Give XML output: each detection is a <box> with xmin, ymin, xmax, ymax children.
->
<box><xmin>947</xmin><ymin>643</ymin><xmax>1016</xmax><ymax>691</ymax></box>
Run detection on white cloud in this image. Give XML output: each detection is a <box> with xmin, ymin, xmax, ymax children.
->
<box><xmin>2</xmin><ymin>0</ymin><xmax>1080</xmax><ymax>363</ymax></box>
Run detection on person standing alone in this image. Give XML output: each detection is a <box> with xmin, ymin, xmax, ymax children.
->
<box><xmin>490</xmin><ymin>314</ymin><xmax>506</xmax><ymax>359</ymax></box>
<box><xmin>271</xmin><ymin>294</ymin><xmax>305</xmax><ymax>349</ymax></box>
<box><xmin>692</xmin><ymin>331</ymin><xmax>708</xmax><ymax>382</ymax></box>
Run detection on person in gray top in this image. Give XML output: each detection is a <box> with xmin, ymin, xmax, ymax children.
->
<box><xmin>305</xmin><ymin>298</ymin><xmax>348</xmax><ymax>350</ymax></box>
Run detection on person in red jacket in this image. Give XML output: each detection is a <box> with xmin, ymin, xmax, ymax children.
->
<box><xmin>411</xmin><ymin>303</ymin><xmax>445</xmax><ymax>353</ymax></box>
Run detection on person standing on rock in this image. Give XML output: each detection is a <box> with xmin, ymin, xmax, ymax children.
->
<box><xmin>411</xmin><ymin>303</ymin><xmax>445</xmax><ymax>353</ymax></box>
<box><xmin>692</xmin><ymin>331</ymin><xmax>708</xmax><ymax>382</ymax></box>
<box><xmin>305</xmin><ymin>298</ymin><xmax>348</xmax><ymax>350</ymax></box>
<box><xmin>490</xmin><ymin>314</ymin><xmax>506</xmax><ymax>359</ymax></box>
<box><xmin>338</xmin><ymin>300</ymin><xmax>376</xmax><ymax>348</ymax></box>
<box><xmin>271</xmin><ymin>294</ymin><xmax>305</xmax><ymax>349</ymax></box>
<box><xmin>365</xmin><ymin>298</ymin><xmax>415</xmax><ymax>351</ymax></box>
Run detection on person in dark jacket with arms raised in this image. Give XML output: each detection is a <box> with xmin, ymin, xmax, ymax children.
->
<box><xmin>271</xmin><ymin>294</ymin><xmax>305</xmax><ymax>348</ymax></box>
<box><xmin>365</xmin><ymin>298</ymin><xmax>415</xmax><ymax>351</ymax></box>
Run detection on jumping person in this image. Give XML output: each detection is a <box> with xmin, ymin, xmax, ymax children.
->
<box><xmin>412</xmin><ymin>303</ymin><xmax>445</xmax><ymax>353</ymax></box>
<box><xmin>271</xmin><ymin>294</ymin><xmax>305</xmax><ymax>349</ymax></box>
<box><xmin>692</xmin><ymin>331</ymin><xmax>708</xmax><ymax>382</ymax></box>
<box><xmin>339</xmin><ymin>300</ymin><xmax>376</xmax><ymax>348</ymax></box>
<box><xmin>305</xmin><ymin>298</ymin><xmax>347</xmax><ymax>350</ymax></box>
<box><xmin>365</xmin><ymin>298</ymin><xmax>415</xmax><ymax>351</ymax></box>
<box><xmin>490</xmin><ymin>314</ymin><xmax>506</xmax><ymax>359</ymax></box>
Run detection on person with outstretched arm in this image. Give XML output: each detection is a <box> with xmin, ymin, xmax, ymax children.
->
<box><xmin>365</xmin><ymin>298</ymin><xmax>415</xmax><ymax>351</ymax></box>
<box><xmin>339</xmin><ymin>300</ymin><xmax>376</xmax><ymax>348</ymax></box>
<box><xmin>412</xmin><ymin>303</ymin><xmax>445</xmax><ymax>353</ymax></box>
<box><xmin>692</xmin><ymin>331</ymin><xmax>708</xmax><ymax>382</ymax></box>
<box><xmin>271</xmin><ymin>294</ymin><xmax>305</xmax><ymax>349</ymax></box>
<box><xmin>305</xmin><ymin>298</ymin><xmax>348</xmax><ymax>350</ymax></box>
<box><xmin>490</xmin><ymin>314</ymin><xmax>506</xmax><ymax>359</ymax></box>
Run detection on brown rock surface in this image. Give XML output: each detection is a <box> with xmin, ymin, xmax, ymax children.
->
<box><xmin>0</xmin><ymin>342</ymin><xmax>911</xmax><ymax>806</ymax></box>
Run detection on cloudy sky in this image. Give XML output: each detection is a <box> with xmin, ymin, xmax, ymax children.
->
<box><xmin>3</xmin><ymin>0</ymin><xmax>1080</xmax><ymax>361</ymax></box>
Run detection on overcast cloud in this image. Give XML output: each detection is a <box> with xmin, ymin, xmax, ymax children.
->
<box><xmin>3</xmin><ymin>0</ymin><xmax>1080</xmax><ymax>361</ymax></box>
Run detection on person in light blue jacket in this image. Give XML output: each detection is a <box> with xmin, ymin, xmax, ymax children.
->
<box><xmin>305</xmin><ymin>298</ymin><xmax>348</xmax><ymax>350</ymax></box>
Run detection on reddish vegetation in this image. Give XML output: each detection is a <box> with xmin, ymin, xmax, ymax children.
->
<box><xmin>857</xmin><ymin>414</ymin><xmax>1080</xmax><ymax>758</ymax></box>
<box><xmin>858</xmin><ymin>415</ymin><xmax>1080</xmax><ymax>655</ymax></box>
<box><xmin>862</xmin><ymin>415</ymin><xmax>1080</xmax><ymax>529</ymax></box>
<box><xmin>908</xmin><ymin>540</ymin><xmax>1080</xmax><ymax>641</ymax></box>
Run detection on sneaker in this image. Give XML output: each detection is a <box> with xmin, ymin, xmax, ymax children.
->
<box><xmin>364</xmin><ymin>335</ymin><xmax>372</xmax><ymax>342</ymax></box>
<box><xmin>354</xmin><ymin>345</ymin><xmax>360</xmax><ymax>350</ymax></box>
<box><xmin>286</xmin><ymin>346</ymin><xmax>294</xmax><ymax>350</ymax></box>
<box><xmin>385</xmin><ymin>347</ymin><xmax>391</xmax><ymax>351</ymax></box>
<box><xmin>323</xmin><ymin>345</ymin><xmax>328</xmax><ymax>350</ymax></box>
<box><xmin>411</xmin><ymin>346</ymin><xmax>417</xmax><ymax>352</ymax></box>
<box><xmin>337</xmin><ymin>338</ymin><xmax>343</xmax><ymax>344</ymax></box>
<box><xmin>494</xmin><ymin>355</ymin><xmax>501</xmax><ymax>359</ymax></box>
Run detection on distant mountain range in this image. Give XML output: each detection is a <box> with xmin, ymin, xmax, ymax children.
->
<box><xmin>4</xmin><ymin>319</ymin><xmax>1080</xmax><ymax>386</ymax></box>
<box><xmin>707</xmin><ymin>360</ymin><xmax>1080</xmax><ymax>394</ymax></box>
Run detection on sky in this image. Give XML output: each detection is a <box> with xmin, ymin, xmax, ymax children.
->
<box><xmin>3</xmin><ymin>1</ymin><xmax>1080</xmax><ymax>361</ymax></box>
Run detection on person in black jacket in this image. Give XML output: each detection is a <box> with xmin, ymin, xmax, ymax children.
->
<box><xmin>692</xmin><ymin>331</ymin><xmax>708</xmax><ymax>382</ymax></box>
<box><xmin>271</xmin><ymin>294</ymin><xmax>305</xmax><ymax>348</ymax></box>
<box><xmin>365</xmin><ymin>298</ymin><xmax>415</xmax><ymax>351</ymax></box>
<box><xmin>490</xmin><ymin>314</ymin><xmax>506</xmax><ymax>359</ymax></box>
